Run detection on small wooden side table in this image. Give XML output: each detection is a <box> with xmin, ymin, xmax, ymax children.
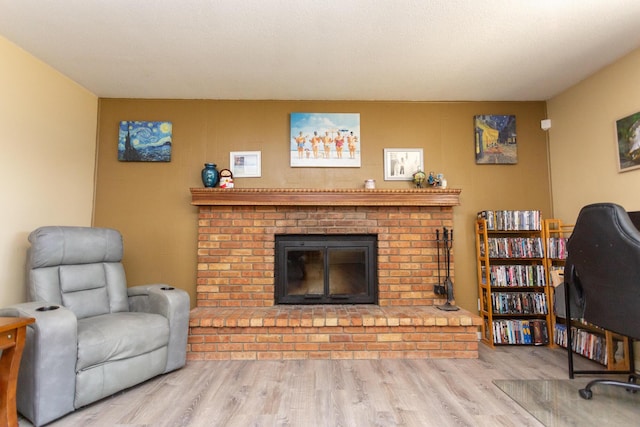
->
<box><xmin>0</xmin><ymin>317</ymin><xmax>35</xmax><ymax>427</ymax></box>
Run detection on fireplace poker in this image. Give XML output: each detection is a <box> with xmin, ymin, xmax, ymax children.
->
<box><xmin>435</xmin><ymin>229</ymin><xmax>445</xmax><ymax>295</ymax></box>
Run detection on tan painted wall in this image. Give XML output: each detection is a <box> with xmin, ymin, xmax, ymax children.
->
<box><xmin>547</xmin><ymin>47</ymin><xmax>640</xmax><ymax>366</ymax></box>
<box><xmin>547</xmin><ymin>47</ymin><xmax>640</xmax><ymax>221</ymax></box>
<box><xmin>0</xmin><ymin>36</ymin><xmax>98</xmax><ymax>306</ymax></box>
<box><xmin>95</xmin><ymin>100</ymin><xmax>551</xmax><ymax>311</ymax></box>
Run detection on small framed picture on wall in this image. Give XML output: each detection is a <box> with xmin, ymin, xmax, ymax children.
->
<box><xmin>383</xmin><ymin>148</ymin><xmax>424</xmax><ymax>180</ymax></box>
<box><xmin>230</xmin><ymin>151</ymin><xmax>262</xmax><ymax>178</ymax></box>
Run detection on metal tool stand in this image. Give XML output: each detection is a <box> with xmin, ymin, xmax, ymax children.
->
<box><xmin>436</xmin><ymin>227</ymin><xmax>460</xmax><ymax>311</ymax></box>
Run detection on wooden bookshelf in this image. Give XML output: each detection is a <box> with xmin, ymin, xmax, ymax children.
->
<box><xmin>475</xmin><ymin>211</ymin><xmax>552</xmax><ymax>347</ymax></box>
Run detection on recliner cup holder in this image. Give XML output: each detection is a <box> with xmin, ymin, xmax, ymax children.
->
<box><xmin>36</xmin><ymin>305</ymin><xmax>60</xmax><ymax>312</ymax></box>
<box><xmin>161</xmin><ymin>286</ymin><xmax>175</xmax><ymax>291</ymax></box>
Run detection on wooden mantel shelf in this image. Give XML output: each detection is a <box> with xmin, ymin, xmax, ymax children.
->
<box><xmin>190</xmin><ymin>188</ymin><xmax>461</xmax><ymax>207</ymax></box>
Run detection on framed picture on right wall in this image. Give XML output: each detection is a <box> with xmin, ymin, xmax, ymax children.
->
<box><xmin>615</xmin><ymin>111</ymin><xmax>640</xmax><ymax>172</ymax></box>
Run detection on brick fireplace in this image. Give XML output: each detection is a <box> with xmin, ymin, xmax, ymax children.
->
<box><xmin>188</xmin><ymin>188</ymin><xmax>481</xmax><ymax>360</ymax></box>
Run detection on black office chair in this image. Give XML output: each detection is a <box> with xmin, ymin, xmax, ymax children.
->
<box><xmin>563</xmin><ymin>202</ymin><xmax>640</xmax><ymax>399</ymax></box>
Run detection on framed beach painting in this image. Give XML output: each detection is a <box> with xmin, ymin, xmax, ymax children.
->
<box><xmin>615</xmin><ymin>111</ymin><xmax>640</xmax><ymax>172</ymax></box>
<box><xmin>118</xmin><ymin>121</ymin><xmax>172</xmax><ymax>162</ymax></box>
<box><xmin>290</xmin><ymin>113</ymin><xmax>361</xmax><ymax>167</ymax></box>
<box><xmin>383</xmin><ymin>148</ymin><xmax>424</xmax><ymax>181</ymax></box>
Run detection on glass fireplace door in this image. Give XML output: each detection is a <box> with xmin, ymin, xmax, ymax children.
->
<box><xmin>275</xmin><ymin>235</ymin><xmax>377</xmax><ymax>304</ymax></box>
<box><xmin>327</xmin><ymin>248</ymin><xmax>367</xmax><ymax>297</ymax></box>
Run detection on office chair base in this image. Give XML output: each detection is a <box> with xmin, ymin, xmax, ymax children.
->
<box><xmin>579</xmin><ymin>375</ymin><xmax>640</xmax><ymax>400</ymax></box>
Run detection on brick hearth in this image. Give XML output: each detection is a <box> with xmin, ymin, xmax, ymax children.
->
<box><xmin>189</xmin><ymin>305</ymin><xmax>479</xmax><ymax>360</ymax></box>
<box><xmin>188</xmin><ymin>188</ymin><xmax>481</xmax><ymax>360</ymax></box>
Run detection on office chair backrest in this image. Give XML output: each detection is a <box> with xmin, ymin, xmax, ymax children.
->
<box><xmin>27</xmin><ymin>226</ymin><xmax>130</xmax><ymax>319</ymax></box>
<box><xmin>566</xmin><ymin>203</ymin><xmax>640</xmax><ymax>339</ymax></box>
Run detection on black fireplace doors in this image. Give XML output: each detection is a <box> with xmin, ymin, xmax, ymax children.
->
<box><xmin>275</xmin><ymin>234</ymin><xmax>378</xmax><ymax>304</ymax></box>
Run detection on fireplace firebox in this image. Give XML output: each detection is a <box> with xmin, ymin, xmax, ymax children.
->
<box><xmin>275</xmin><ymin>234</ymin><xmax>378</xmax><ymax>304</ymax></box>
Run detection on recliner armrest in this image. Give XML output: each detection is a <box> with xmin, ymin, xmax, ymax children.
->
<box><xmin>127</xmin><ymin>284</ymin><xmax>190</xmax><ymax>372</ymax></box>
<box><xmin>0</xmin><ymin>302</ymin><xmax>78</xmax><ymax>427</ymax></box>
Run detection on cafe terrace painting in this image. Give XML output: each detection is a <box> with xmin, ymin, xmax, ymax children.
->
<box><xmin>474</xmin><ymin>115</ymin><xmax>517</xmax><ymax>164</ymax></box>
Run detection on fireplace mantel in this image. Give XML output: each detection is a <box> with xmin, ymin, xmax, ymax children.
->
<box><xmin>190</xmin><ymin>188</ymin><xmax>461</xmax><ymax>207</ymax></box>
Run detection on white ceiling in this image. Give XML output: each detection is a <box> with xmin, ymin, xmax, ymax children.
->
<box><xmin>2</xmin><ymin>0</ymin><xmax>640</xmax><ymax>101</ymax></box>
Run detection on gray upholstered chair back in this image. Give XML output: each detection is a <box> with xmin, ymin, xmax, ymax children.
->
<box><xmin>27</xmin><ymin>226</ymin><xmax>130</xmax><ymax>319</ymax></box>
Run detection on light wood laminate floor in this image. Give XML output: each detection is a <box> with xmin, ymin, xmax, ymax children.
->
<box><xmin>22</xmin><ymin>344</ymin><xmax>606</xmax><ymax>427</ymax></box>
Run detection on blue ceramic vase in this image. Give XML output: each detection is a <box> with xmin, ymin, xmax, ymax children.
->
<box><xmin>201</xmin><ymin>163</ymin><xmax>219</xmax><ymax>188</ymax></box>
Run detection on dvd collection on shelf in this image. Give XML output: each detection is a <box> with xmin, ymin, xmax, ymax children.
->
<box><xmin>477</xmin><ymin>210</ymin><xmax>542</xmax><ymax>231</ymax></box>
<box><xmin>554</xmin><ymin>323</ymin><xmax>608</xmax><ymax>365</ymax></box>
<box><xmin>483</xmin><ymin>264</ymin><xmax>546</xmax><ymax>287</ymax></box>
<box><xmin>491</xmin><ymin>291</ymin><xmax>548</xmax><ymax>315</ymax></box>
<box><xmin>476</xmin><ymin>212</ymin><xmax>633</xmax><ymax>366</ymax></box>
<box><xmin>546</xmin><ymin>235</ymin><xmax>569</xmax><ymax>259</ymax></box>
<box><xmin>479</xmin><ymin>237</ymin><xmax>544</xmax><ymax>258</ymax></box>
<box><xmin>476</xmin><ymin>209</ymin><xmax>551</xmax><ymax>347</ymax></box>
<box><xmin>491</xmin><ymin>319</ymin><xmax>549</xmax><ymax>345</ymax></box>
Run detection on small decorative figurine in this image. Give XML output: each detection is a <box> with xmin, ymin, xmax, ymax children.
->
<box><xmin>427</xmin><ymin>171</ymin><xmax>436</xmax><ymax>186</ymax></box>
<box><xmin>425</xmin><ymin>171</ymin><xmax>447</xmax><ymax>187</ymax></box>
<box><xmin>412</xmin><ymin>170</ymin><xmax>426</xmax><ymax>188</ymax></box>
<box><xmin>219</xmin><ymin>168</ymin><xmax>234</xmax><ymax>188</ymax></box>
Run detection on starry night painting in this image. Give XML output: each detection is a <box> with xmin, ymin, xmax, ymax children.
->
<box><xmin>474</xmin><ymin>115</ymin><xmax>517</xmax><ymax>164</ymax></box>
<box><xmin>118</xmin><ymin>121</ymin><xmax>172</xmax><ymax>162</ymax></box>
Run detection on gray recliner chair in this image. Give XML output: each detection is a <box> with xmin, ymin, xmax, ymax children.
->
<box><xmin>0</xmin><ymin>226</ymin><xmax>190</xmax><ymax>426</ymax></box>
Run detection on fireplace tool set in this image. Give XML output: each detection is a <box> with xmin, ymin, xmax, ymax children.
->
<box><xmin>435</xmin><ymin>227</ymin><xmax>460</xmax><ymax>311</ymax></box>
